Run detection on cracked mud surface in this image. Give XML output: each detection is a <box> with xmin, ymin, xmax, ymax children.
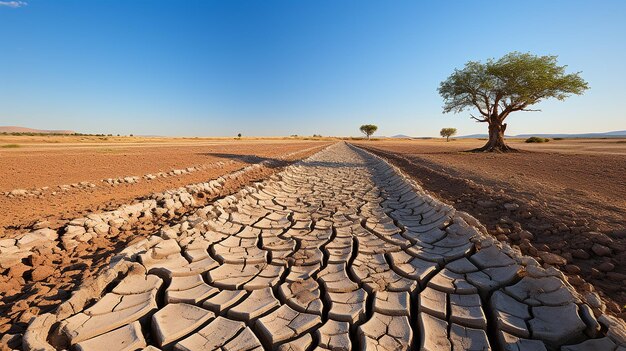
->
<box><xmin>20</xmin><ymin>142</ymin><xmax>626</xmax><ymax>350</ymax></box>
<box><xmin>355</xmin><ymin>141</ymin><xmax>626</xmax><ymax>316</ymax></box>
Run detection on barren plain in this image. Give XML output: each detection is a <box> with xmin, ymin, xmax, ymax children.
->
<box><xmin>1</xmin><ymin>137</ymin><xmax>625</xmax><ymax>350</ymax></box>
<box><xmin>0</xmin><ymin>136</ymin><xmax>330</xmax><ymax>230</ymax></box>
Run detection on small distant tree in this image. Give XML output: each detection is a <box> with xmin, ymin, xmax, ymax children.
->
<box><xmin>359</xmin><ymin>124</ymin><xmax>378</xmax><ymax>140</ymax></box>
<box><xmin>237</xmin><ymin>133</ymin><xmax>242</xmax><ymax>138</ymax></box>
<box><xmin>440</xmin><ymin>128</ymin><xmax>457</xmax><ymax>142</ymax></box>
<box><xmin>439</xmin><ymin>52</ymin><xmax>588</xmax><ymax>152</ymax></box>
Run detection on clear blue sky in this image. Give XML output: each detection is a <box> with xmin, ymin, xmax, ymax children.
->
<box><xmin>1</xmin><ymin>0</ymin><xmax>625</xmax><ymax>137</ymax></box>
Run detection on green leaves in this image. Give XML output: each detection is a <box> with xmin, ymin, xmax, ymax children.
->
<box><xmin>439</xmin><ymin>128</ymin><xmax>457</xmax><ymax>138</ymax></box>
<box><xmin>359</xmin><ymin>124</ymin><xmax>378</xmax><ymax>138</ymax></box>
<box><xmin>438</xmin><ymin>52</ymin><xmax>589</xmax><ymax>121</ymax></box>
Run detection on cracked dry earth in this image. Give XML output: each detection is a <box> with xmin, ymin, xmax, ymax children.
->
<box><xmin>20</xmin><ymin>143</ymin><xmax>626</xmax><ymax>351</ymax></box>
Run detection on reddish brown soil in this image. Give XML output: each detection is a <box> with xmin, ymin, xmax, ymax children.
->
<box><xmin>0</xmin><ymin>141</ymin><xmax>328</xmax><ymax>338</ymax></box>
<box><xmin>354</xmin><ymin>139</ymin><xmax>626</xmax><ymax>316</ymax></box>
<box><xmin>0</xmin><ymin>140</ymin><xmax>329</xmax><ymax>231</ymax></box>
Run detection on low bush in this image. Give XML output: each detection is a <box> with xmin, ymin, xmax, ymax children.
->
<box><xmin>553</xmin><ymin>137</ymin><xmax>564</xmax><ymax>140</ymax></box>
<box><xmin>1</xmin><ymin>144</ymin><xmax>20</xmax><ymax>148</ymax></box>
<box><xmin>525</xmin><ymin>136</ymin><xmax>550</xmax><ymax>143</ymax></box>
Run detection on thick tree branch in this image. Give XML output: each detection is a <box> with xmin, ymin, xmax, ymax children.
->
<box><xmin>470</xmin><ymin>114</ymin><xmax>488</xmax><ymax>122</ymax></box>
<box><xmin>470</xmin><ymin>100</ymin><xmax>489</xmax><ymax>116</ymax></box>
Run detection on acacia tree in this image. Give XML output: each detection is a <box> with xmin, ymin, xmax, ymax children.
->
<box><xmin>440</xmin><ymin>128</ymin><xmax>457</xmax><ymax>142</ymax></box>
<box><xmin>438</xmin><ymin>52</ymin><xmax>588</xmax><ymax>152</ymax></box>
<box><xmin>359</xmin><ymin>124</ymin><xmax>378</xmax><ymax>140</ymax></box>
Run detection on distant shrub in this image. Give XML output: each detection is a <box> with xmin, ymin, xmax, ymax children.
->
<box><xmin>552</xmin><ymin>137</ymin><xmax>564</xmax><ymax>140</ymax></box>
<box><xmin>525</xmin><ymin>136</ymin><xmax>550</xmax><ymax>143</ymax></box>
<box><xmin>1</xmin><ymin>144</ymin><xmax>20</xmax><ymax>148</ymax></box>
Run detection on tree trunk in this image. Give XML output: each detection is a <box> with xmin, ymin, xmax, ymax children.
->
<box><xmin>473</xmin><ymin>121</ymin><xmax>515</xmax><ymax>152</ymax></box>
<box><xmin>446</xmin><ymin>136</ymin><xmax>450</xmax><ymax>142</ymax></box>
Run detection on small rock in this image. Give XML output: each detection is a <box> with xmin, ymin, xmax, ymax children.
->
<box><xmin>537</xmin><ymin>244</ymin><xmax>551</xmax><ymax>252</ymax></box>
<box><xmin>590</xmin><ymin>268</ymin><xmax>604</xmax><ymax>278</ymax></box>
<box><xmin>93</xmin><ymin>223</ymin><xmax>110</xmax><ymax>236</ymax></box>
<box><xmin>579</xmin><ymin>282</ymin><xmax>594</xmax><ymax>292</ymax></box>
<box><xmin>606</xmin><ymin>272</ymin><xmax>626</xmax><ymax>281</ymax></box>
<box><xmin>592</xmin><ymin>244</ymin><xmax>611</xmax><ymax>256</ymax></box>
<box><xmin>597</xmin><ymin>262</ymin><xmax>615</xmax><ymax>272</ymax></box>
<box><xmin>567</xmin><ymin>275</ymin><xmax>585</xmax><ymax>286</ymax></box>
<box><xmin>605</xmin><ymin>300</ymin><xmax>621</xmax><ymax>313</ymax></box>
<box><xmin>519</xmin><ymin>230</ymin><xmax>534</xmax><ymax>241</ymax></box>
<box><xmin>65</xmin><ymin>225</ymin><xmax>86</xmax><ymax>238</ymax></box>
<box><xmin>33</xmin><ymin>220</ymin><xmax>50</xmax><ymax>230</ymax></box>
<box><xmin>496</xmin><ymin>225</ymin><xmax>511</xmax><ymax>234</ymax></box>
<box><xmin>556</xmin><ymin>223</ymin><xmax>570</xmax><ymax>232</ymax></box>
<box><xmin>584</xmin><ymin>292</ymin><xmax>604</xmax><ymax>310</ymax></box>
<box><xmin>564</xmin><ymin>265</ymin><xmax>581</xmax><ymax>274</ymax></box>
<box><xmin>18</xmin><ymin>306</ymin><xmax>40</xmax><ymax>324</ymax></box>
<box><xmin>584</xmin><ymin>232</ymin><xmax>614</xmax><ymax>246</ymax></box>
<box><xmin>503</xmin><ymin>203</ymin><xmax>519</xmax><ymax>211</ymax></box>
<box><xmin>572</xmin><ymin>249</ymin><xmax>590</xmax><ymax>259</ymax></box>
<box><xmin>9</xmin><ymin>189</ymin><xmax>28</xmax><ymax>196</ymax></box>
<box><xmin>561</xmin><ymin>252</ymin><xmax>573</xmax><ymax>263</ymax></box>
<box><xmin>611</xmin><ymin>229</ymin><xmax>626</xmax><ymax>239</ymax></box>
<box><xmin>538</xmin><ymin>252</ymin><xmax>567</xmax><ymax>266</ymax></box>
<box><xmin>31</xmin><ymin>266</ymin><xmax>54</xmax><ymax>282</ymax></box>
<box><xmin>8</xmin><ymin>263</ymin><xmax>30</xmax><ymax>280</ymax></box>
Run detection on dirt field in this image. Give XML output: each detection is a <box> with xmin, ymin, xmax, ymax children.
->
<box><xmin>0</xmin><ymin>136</ymin><xmax>331</xmax><ymax>231</ymax></box>
<box><xmin>0</xmin><ymin>136</ymin><xmax>334</xmax><ymax>340</ymax></box>
<box><xmin>354</xmin><ymin>138</ymin><xmax>626</xmax><ymax>315</ymax></box>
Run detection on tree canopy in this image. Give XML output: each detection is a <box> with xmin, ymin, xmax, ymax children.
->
<box><xmin>359</xmin><ymin>124</ymin><xmax>378</xmax><ymax>139</ymax></box>
<box><xmin>440</xmin><ymin>128</ymin><xmax>457</xmax><ymax>141</ymax></box>
<box><xmin>438</xmin><ymin>52</ymin><xmax>588</xmax><ymax>151</ymax></box>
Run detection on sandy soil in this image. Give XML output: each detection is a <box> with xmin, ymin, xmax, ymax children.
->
<box><xmin>354</xmin><ymin>138</ymin><xmax>626</xmax><ymax>315</ymax></box>
<box><xmin>0</xmin><ymin>138</ymin><xmax>331</xmax><ymax>230</ymax></box>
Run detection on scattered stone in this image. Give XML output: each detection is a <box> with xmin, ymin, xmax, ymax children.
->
<box><xmin>538</xmin><ymin>252</ymin><xmax>567</xmax><ymax>266</ymax></box>
<box><xmin>31</xmin><ymin>266</ymin><xmax>54</xmax><ymax>282</ymax></box>
<box><xmin>564</xmin><ymin>265</ymin><xmax>581</xmax><ymax>274</ymax></box>
<box><xmin>591</xmin><ymin>244</ymin><xmax>611</xmax><ymax>256</ymax></box>
<box><xmin>504</xmin><ymin>203</ymin><xmax>519</xmax><ymax>211</ymax></box>
<box><xmin>597</xmin><ymin>262</ymin><xmax>615</xmax><ymax>272</ymax></box>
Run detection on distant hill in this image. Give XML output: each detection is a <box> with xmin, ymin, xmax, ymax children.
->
<box><xmin>0</xmin><ymin>126</ymin><xmax>76</xmax><ymax>134</ymax></box>
<box><xmin>458</xmin><ymin>130</ymin><xmax>626</xmax><ymax>139</ymax></box>
<box><xmin>390</xmin><ymin>134</ymin><xmax>414</xmax><ymax>139</ymax></box>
